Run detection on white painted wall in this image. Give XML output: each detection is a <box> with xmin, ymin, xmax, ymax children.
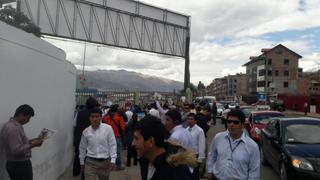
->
<box><xmin>0</xmin><ymin>21</ymin><xmax>77</xmax><ymax>180</ymax></box>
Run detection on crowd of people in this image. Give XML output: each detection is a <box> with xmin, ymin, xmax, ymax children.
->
<box><xmin>1</xmin><ymin>97</ymin><xmax>260</xmax><ymax>180</ymax></box>
<box><xmin>70</xmin><ymin>96</ymin><xmax>260</xmax><ymax>180</ymax></box>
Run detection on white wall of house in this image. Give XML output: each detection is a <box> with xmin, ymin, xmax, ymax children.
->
<box><xmin>0</xmin><ymin>21</ymin><xmax>77</xmax><ymax>180</ymax></box>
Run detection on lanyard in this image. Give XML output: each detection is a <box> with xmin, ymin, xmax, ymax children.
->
<box><xmin>228</xmin><ymin>138</ymin><xmax>242</xmax><ymax>153</ymax></box>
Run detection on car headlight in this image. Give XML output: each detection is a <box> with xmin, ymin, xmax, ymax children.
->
<box><xmin>291</xmin><ymin>156</ymin><xmax>314</xmax><ymax>171</ymax></box>
<box><xmin>254</xmin><ymin>127</ymin><xmax>261</xmax><ymax>135</ymax></box>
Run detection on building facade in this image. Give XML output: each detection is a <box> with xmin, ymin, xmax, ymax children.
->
<box><xmin>210</xmin><ymin>73</ymin><xmax>248</xmax><ymax>100</ymax></box>
<box><xmin>243</xmin><ymin>44</ymin><xmax>303</xmax><ymax>95</ymax></box>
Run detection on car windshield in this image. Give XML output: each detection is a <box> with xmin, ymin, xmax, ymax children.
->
<box><xmin>285</xmin><ymin>124</ymin><xmax>320</xmax><ymax>144</ymax></box>
<box><xmin>254</xmin><ymin>114</ymin><xmax>284</xmax><ymax>124</ymax></box>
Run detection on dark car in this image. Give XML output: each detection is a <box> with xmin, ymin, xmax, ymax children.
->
<box><xmin>270</xmin><ymin>99</ymin><xmax>286</xmax><ymax>112</ymax></box>
<box><xmin>260</xmin><ymin>117</ymin><xmax>320</xmax><ymax>180</ymax></box>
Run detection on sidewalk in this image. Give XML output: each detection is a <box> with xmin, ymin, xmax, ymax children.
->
<box><xmin>284</xmin><ymin>110</ymin><xmax>320</xmax><ymax>118</ymax></box>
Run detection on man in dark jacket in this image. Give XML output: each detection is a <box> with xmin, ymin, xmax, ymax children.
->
<box><xmin>195</xmin><ymin>106</ymin><xmax>210</xmax><ymax>137</ymax></box>
<box><xmin>133</xmin><ymin>115</ymin><xmax>196</xmax><ymax>180</ymax></box>
<box><xmin>73</xmin><ymin>97</ymin><xmax>99</xmax><ymax>177</ymax></box>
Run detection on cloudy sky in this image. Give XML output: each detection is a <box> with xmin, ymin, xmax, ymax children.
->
<box><xmin>46</xmin><ymin>0</ymin><xmax>320</xmax><ymax>85</ymax></box>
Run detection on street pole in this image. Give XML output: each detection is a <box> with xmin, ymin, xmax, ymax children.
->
<box><xmin>184</xmin><ymin>17</ymin><xmax>191</xmax><ymax>91</ymax></box>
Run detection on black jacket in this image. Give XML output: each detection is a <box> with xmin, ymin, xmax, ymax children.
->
<box><xmin>73</xmin><ymin>109</ymin><xmax>91</xmax><ymax>147</ymax></box>
<box><xmin>195</xmin><ymin>113</ymin><xmax>210</xmax><ymax>135</ymax></box>
<box><xmin>141</xmin><ymin>142</ymin><xmax>197</xmax><ymax>180</ymax></box>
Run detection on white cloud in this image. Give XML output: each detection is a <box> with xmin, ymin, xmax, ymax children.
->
<box><xmin>299</xmin><ymin>52</ymin><xmax>320</xmax><ymax>71</ymax></box>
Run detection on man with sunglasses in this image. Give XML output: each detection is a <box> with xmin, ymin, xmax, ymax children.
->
<box><xmin>207</xmin><ymin>109</ymin><xmax>260</xmax><ymax>180</ymax></box>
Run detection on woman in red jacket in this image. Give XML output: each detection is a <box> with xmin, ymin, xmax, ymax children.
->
<box><xmin>102</xmin><ymin>104</ymin><xmax>126</xmax><ymax>170</ymax></box>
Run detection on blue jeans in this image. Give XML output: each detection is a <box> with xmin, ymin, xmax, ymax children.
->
<box><xmin>116</xmin><ymin>138</ymin><xmax>122</xmax><ymax>168</ymax></box>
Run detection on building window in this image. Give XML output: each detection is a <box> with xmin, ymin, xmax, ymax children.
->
<box><xmin>258</xmin><ymin>81</ymin><xmax>266</xmax><ymax>87</ymax></box>
<box><xmin>275</xmin><ymin>70</ymin><xmax>279</xmax><ymax>76</ymax></box>
<box><xmin>284</xmin><ymin>70</ymin><xmax>289</xmax><ymax>76</ymax></box>
<box><xmin>267</xmin><ymin>81</ymin><xmax>272</xmax><ymax>87</ymax></box>
<box><xmin>283</xmin><ymin>82</ymin><xmax>289</xmax><ymax>88</ymax></box>
<box><xmin>284</xmin><ymin>59</ymin><xmax>289</xmax><ymax>65</ymax></box>
<box><xmin>258</xmin><ymin>69</ymin><xmax>265</xmax><ymax>76</ymax></box>
<box><xmin>268</xmin><ymin>70</ymin><xmax>272</xmax><ymax>76</ymax></box>
<box><xmin>268</xmin><ymin>58</ymin><xmax>272</xmax><ymax>65</ymax></box>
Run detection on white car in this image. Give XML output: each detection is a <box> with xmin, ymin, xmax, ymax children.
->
<box><xmin>216</xmin><ymin>103</ymin><xmax>224</xmax><ymax>117</ymax></box>
<box><xmin>256</xmin><ymin>105</ymin><xmax>271</xmax><ymax>110</ymax></box>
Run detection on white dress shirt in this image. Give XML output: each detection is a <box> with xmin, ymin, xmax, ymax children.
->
<box><xmin>79</xmin><ymin>123</ymin><xmax>117</xmax><ymax>165</ymax></box>
<box><xmin>188</xmin><ymin>124</ymin><xmax>206</xmax><ymax>162</ymax></box>
<box><xmin>169</xmin><ymin>125</ymin><xmax>193</xmax><ymax>150</ymax></box>
<box><xmin>156</xmin><ymin>101</ymin><xmax>168</xmax><ymax>124</ymax></box>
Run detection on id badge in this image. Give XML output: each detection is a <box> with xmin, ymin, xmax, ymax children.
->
<box><xmin>227</xmin><ymin>158</ymin><xmax>233</xmax><ymax>168</ymax></box>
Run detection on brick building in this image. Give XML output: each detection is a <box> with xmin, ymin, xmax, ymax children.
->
<box><xmin>242</xmin><ymin>44</ymin><xmax>306</xmax><ymax>95</ymax></box>
<box><xmin>209</xmin><ymin>73</ymin><xmax>248</xmax><ymax>100</ymax></box>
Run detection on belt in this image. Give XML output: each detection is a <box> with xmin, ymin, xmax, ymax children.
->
<box><xmin>86</xmin><ymin>157</ymin><xmax>109</xmax><ymax>162</ymax></box>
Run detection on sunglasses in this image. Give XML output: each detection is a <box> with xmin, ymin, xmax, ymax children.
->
<box><xmin>227</xmin><ymin>120</ymin><xmax>241</xmax><ymax>125</ymax></box>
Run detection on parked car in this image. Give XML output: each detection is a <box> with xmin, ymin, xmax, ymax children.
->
<box><xmin>246</xmin><ymin>111</ymin><xmax>284</xmax><ymax>144</ymax></box>
<box><xmin>254</xmin><ymin>100</ymin><xmax>271</xmax><ymax>110</ymax></box>
<box><xmin>260</xmin><ymin>117</ymin><xmax>320</xmax><ymax>180</ymax></box>
<box><xmin>216</xmin><ymin>103</ymin><xmax>224</xmax><ymax>117</ymax></box>
<box><xmin>270</xmin><ymin>99</ymin><xmax>286</xmax><ymax>112</ymax></box>
<box><xmin>239</xmin><ymin>106</ymin><xmax>256</xmax><ymax>120</ymax></box>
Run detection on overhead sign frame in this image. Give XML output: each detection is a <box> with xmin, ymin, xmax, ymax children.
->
<box><xmin>17</xmin><ymin>0</ymin><xmax>191</xmax><ymax>89</ymax></box>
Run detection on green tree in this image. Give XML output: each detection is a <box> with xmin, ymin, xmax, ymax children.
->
<box><xmin>0</xmin><ymin>6</ymin><xmax>41</xmax><ymax>37</ymax></box>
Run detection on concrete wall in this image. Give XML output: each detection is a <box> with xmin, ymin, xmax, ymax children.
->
<box><xmin>0</xmin><ymin>21</ymin><xmax>77</xmax><ymax>180</ymax></box>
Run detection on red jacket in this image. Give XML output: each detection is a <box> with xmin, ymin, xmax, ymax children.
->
<box><xmin>102</xmin><ymin>112</ymin><xmax>125</xmax><ymax>138</ymax></box>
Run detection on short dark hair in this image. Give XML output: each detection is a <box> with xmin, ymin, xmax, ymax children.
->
<box><xmin>14</xmin><ymin>104</ymin><xmax>34</xmax><ymax>118</ymax></box>
<box><xmin>187</xmin><ymin>113</ymin><xmax>196</xmax><ymax>119</ymax></box>
<box><xmin>227</xmin><ymin>109</ymin><xmax>245</xmax><ymax>123</ymax></box>
<box><xmin>88</xmin><ymin>107</ymin><xmax>102</xmax><ymax>116</ymax></box>
<box><xmin>134</xmin><ymin>115</ymin><xmax>166</xmax><ymax>147</ymax></box>
<box><xmin>165</xmin><ymin>109</ymin><xmax>181</xmax><ymax>124</ymax></box>
<box><xmin>86</xmin><ymin>97</ymin><xmax>98</xmax><ymax>109</ymax></box>
<box><xmin>109</xmin><ymin>104</ymin><xmax>119</xmax><ymax>113</ymax></box>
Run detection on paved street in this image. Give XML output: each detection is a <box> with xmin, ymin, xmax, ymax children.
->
<box><xmin>60</xmin><ymin>111</ymin><xmax>318</xmax><ymax>180</ymax></box>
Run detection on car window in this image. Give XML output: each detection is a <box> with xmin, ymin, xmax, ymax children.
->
<box><xmin>254</xmin><ymin>114</ymin><xmax>284</xmax><ymax>124</ymax></box>
<box><xmin>265</xmin><ymin>119</ymin><xmax>279</xmax><ymax>137</ymax></box>
<box><xmin>285</xmin><ymin>124</ymin><xmax>320</xmax><ymax>144</ymax></box>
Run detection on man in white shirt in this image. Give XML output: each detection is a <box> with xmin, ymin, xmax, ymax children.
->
<box><xmin>79</xmin><ymin>107</ymin><xmax>117</xmax><ymax>180</ymax></box>
<box><xmin>165</xmin><ymin>109</ymin><xmax>193</xmax><ymax>150</ymax></box>
<box><xmin>156</xmin><ymin>101</ymin><xmax>169</xmax><ymax>124</ymax></box>
<box><xmin>187</xmin><ymin>113</ymin><xmax>206</xmax><ymax>180</ymax></box>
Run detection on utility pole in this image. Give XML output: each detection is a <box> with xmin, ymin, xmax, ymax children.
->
<box><xmin>184</xmin><ymin>17</ymin><xmax>191</xmax><ymax>91</ymax></box>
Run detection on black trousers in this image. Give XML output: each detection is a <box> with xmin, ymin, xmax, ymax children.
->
<box><xmin>6</xmin><ymin>160</ymin><xmax>33</xmax><ymax>180</ymax></box>
<box><xmin>73</xmin><ymin>146</ymin><xmax>81</xmax><ymax>176</ymax></box>
<box><xmin>126</xmin><ymin>145</ymin><xmax>138</xmax><ymax>166</ymax></box>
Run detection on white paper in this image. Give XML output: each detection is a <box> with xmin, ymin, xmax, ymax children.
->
<box><xmin>38</xmin><ymin>128</ymin><xmax>57</xmax><ymax>140</ymax></box>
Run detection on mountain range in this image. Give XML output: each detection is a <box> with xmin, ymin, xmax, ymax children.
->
<box><xmin>77</xmin><ymin>69</ymin><xmax>183</xmax><ymax>92</ymax></box>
